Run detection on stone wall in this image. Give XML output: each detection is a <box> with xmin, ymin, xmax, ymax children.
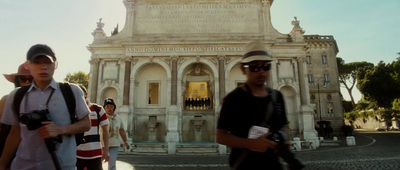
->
<box><xmin>345</xmin><ymin>116</ymin><xmax>388</xmax><ymax>130</ymax></box>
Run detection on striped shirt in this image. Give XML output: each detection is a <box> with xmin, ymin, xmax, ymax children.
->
<box><xmin>76</xmin><ymin>103</ymin><xmax>109</xmax><ymax>159</ymax></box>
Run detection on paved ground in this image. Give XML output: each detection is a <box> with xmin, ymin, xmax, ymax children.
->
<box><xmin>112</xmin><ymin>130</ymin><xmax>400</xmax><ymax>170</ymax></box>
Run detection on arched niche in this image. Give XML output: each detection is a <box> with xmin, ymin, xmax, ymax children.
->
<box><xmin>181</xmin><ymin>63</ymin><xmax>214</xmax><ymax>110</ymax></box>
<box><xmin>135</xmin><ymin>63</ymin><xmax>168</xmax><ymax>107</ymax></box>
<box><xmin>279</xmin><ymin>86</ymin><xmax>299</xmax><ymax>134</ymax></box>
<box><xmin>101</xmin><ymin>87</ymin><xmax>119</xmax><ymax>109</ymax></box>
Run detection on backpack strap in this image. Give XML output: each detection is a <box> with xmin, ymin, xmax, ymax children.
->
<box><xmin>58</xmin><ymin>83</ymin><xmax>76</xmax><ymax>124</ymax></box>
<box><xmin>92</xmin><ymin>104</ymin><xmax>101</xmax><ymax>133</ymax></box>
<box><xmin>254</xmin><ymin>87</ymin><xmax>277</xmax><ymax>128</ymax></box>
<box><xmin>269</xmin><ymin>88</ymin><xmax>278</xmax><ymax>104</ymax></box>
<box><xmin>12</xmin><ymin>83</ymin><xmax>77</xmax><ymax>129</ymax></box>
<box><xmin>13</xmin><ymin>86</ymin><xmax>31</xmax><ymax>117</ymax></box>
<box><xmin>233</xmin><ymin>87</ymin><xmax>278</xmax><ymax>170</ymax></box>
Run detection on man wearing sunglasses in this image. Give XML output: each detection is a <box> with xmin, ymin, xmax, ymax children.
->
<box><xmin>216</xmin><ymin>41</ymin><xmax>292</xmax><ymax>170</ymax></box>
<box><xmin>0</xmin><ymin>63</ymin><xmax>33</xmax><ymax>169</ymax></box>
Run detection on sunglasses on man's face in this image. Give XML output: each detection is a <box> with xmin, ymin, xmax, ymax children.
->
<box><xmin>18</xmin><ymin>76</ymin><xmax>33</xmax><ymax>83</ymax></box>
<box><xmin>243</xmin><ymin>63</ymin><xmax>271</xmax><ymax>72</ymax></box>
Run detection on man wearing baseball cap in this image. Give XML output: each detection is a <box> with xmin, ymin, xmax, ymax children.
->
<box><xmin>102</xmin><ymin>97</ymin><xmax>129</xmax><ymax>170</ymax></box>
<box><xmin>216</xmin><ymin>41</ymin><xmax>302</xmax><ymax>169</ymax></box>
<box><xmin>0</xmin><ymin>44</ymin><xmax>91</xmax><ymax>170</ymax></box>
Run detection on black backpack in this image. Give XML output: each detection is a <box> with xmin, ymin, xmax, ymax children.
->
<box><xmin>13</xmin><ymin>82</ymin><xmax>84</xmax><ymax>145</ymax></box>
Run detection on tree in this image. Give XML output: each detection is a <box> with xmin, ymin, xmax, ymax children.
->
<box><xmin>342</xmin><ymin>100</ymin><xmax>354</xmax><ymax>112</ymax></box>
<box><xmin>397</xmin><ymin>52</ymin><xmax>400</xmax><ymax>61</ymax></box>
<box><xmin>393</xmin><ymin>98</ymin><xmax>400</xmax><ymax>118</ymax></box>
<box><xmin>64</xmin><ymin>71</ymin><xmax>89</xmax><ymax>89</ymax></box>
<box><xmin>337</xmin><ymin>57</ymin><xmax>374</xmax><ymax>106</ymax></box>
<box><xmin>357</xmin><ymin>61</ymin><xmax>400</xmax><ymax>108</ymax></box>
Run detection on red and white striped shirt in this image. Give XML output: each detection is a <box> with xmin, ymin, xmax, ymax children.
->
<box><xmin>76</xmin><ymin>103</ymin><xmax>109</xmax><ymax>159</ymax></box>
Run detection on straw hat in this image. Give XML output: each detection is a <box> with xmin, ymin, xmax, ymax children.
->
<box><xmin>241</xmin><ymin>41</ymin><xmax>273</xmax><ymax>63</ymax></box>
<box><xmin>3</xmin><ymin>63</ymin><xmax>31</xmax><ymax>83</ymax></box>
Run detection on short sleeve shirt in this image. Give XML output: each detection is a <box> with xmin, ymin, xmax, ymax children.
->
<box><xmin>77</xmin><ymin>103</ymin><xmax>109</xmax><ymax>159</ymax></box>
<box><xmin>217</xmin><ymin>87</ymin><xmax>288</xmax><ymax>169</ymax></box>
<box><xmin>101</xmin><ymin>113</ymin><xmax>124</xmax><ymax>147</ymax></box>
<box><xmin>1</xmin><ymin>80</ymin><xmax>90</xmax><ymax>170</ymax></box>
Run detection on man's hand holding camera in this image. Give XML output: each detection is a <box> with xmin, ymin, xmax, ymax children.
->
<box><xmin>38</xmin><ymin>121</ymin><xmax>64</xmax><ymax>139</ymax></box>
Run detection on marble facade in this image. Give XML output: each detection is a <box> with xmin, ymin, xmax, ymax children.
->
<box><xmin>87</xmin><ymin>0</ymin><xmax>344</xmax><ymax>154</ymax></box>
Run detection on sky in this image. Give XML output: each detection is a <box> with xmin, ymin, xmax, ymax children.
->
<box><xmin>1</xmin><ymin>0</ymin><xmax>399</xmax><ymax>103</ymax></box>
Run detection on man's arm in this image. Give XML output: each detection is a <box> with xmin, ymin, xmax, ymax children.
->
<box><xmin>100</xmin><ymin>124</ymin><xmax>109</xmax><ymax>162</ymax></box>
<box><xmin>119</xmin><ymin>128</ymin><xmax>129</xmax><ymax>149</ymax></box>
<box><xmin>0</xmin><ymin>125</ymin><xmax>21</xmax><ymax>170</ymax></box>
<box><xmin>38</xmin><ymin>115</ymin><xmax>90</xmax><ymax>138</ymax></box>
<box><xmin>0</xmin><ymin>95</ymin><xmax>7</xmax><ymax>120</ymax></box>
<box><xmin>216</xmin><ymin>129</ymin><xmax>277</xmax><ymax>153</ymax></box>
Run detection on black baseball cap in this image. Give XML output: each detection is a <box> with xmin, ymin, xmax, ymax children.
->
<box><xmin>27</xmin><ymin>44</ymin><xmax>56</xmax><ymax>63</ymax></box>
<box><xmin>104</xmin><ymin>97</ymin><xmax>116</xmax><ymax>111</ymax></box>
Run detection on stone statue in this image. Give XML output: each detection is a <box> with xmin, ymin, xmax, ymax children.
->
<box><xmin>96</xmin><ymin>18</ymin><xmax>105</xmax><ymax>30</ymax></box>
<box><xmin>292</xmin><ymin>16</ymin><xmax>301</xmax><ymax>29</ymax></box>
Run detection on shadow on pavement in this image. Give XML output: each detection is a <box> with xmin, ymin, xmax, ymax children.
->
<box><xmin>103</xmin><ymin>160</ymin><xmax>135</xmax><ymax>170</ymax></box>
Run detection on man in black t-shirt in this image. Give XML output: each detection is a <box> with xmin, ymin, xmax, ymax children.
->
<box><xmin>216</xmin><ymin>41</ymin><xmax>289</xmax><ymax>170</ymax></box>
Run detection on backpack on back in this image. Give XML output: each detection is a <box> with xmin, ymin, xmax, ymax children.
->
<box><xmin>13</xmin><ymin>82</ymin><xmax>84</xmax><ymax>145</ymax></box>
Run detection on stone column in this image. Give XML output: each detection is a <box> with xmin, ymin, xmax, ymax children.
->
<box><xmin>170</xmin><ymin>55</ymin><xmax>178</xmax><ymax>105</ymax></box>
<box><xmin>167</xmin><ymin>55</ymin><xmax>179</xmax><ymax>154</ymax></box>
<box><xmin>218</xmin><ymin>55</ymin><xmax>226</xmax><ymax>103</ymax></box>
<box><xmin>88</xmin><ymin>58</ymin><xmax>100</xmax><ymax>102</ymax></box>
<box><xmin>297</xmin><ymin>56</ymin><xmax>318</xmax><ymax>141</ymax></box>
<box><xmin>123</xmin><ymin>57</ymin><xmax>132</xmax><ymax>105</ymax></box>
<box><xmin>166</xmin><ymin>106</ymin><xmax>180</xmax><ymax>154</ymax></box>
<box><xmin>297</xmin><ymin>56</ymin><xmax>308</xmax><ymax>105</ymax></box>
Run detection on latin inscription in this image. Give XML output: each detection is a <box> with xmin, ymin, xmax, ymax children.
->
<box><xmin>126</xmin><ymin>46</ymin><xmax>243</xmax><ymax>54</ymax></box>
<box><xmin>135</xmin><ymin>4</ymin><xmax>260</xmax><ymax>34</ymax></box>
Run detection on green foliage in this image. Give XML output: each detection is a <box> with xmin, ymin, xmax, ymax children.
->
<box><xmin>337</xmin><ymin>57</ymin><xmax>374</xmax><ymax>106</ymax></box>
<box><xmin>392</xmin><ymin>60</ymin><xmax>400</xmax><ymax>82</ymax></box>
<box><xmin>357</xmin><ymin>61</ymin><xmax>400</xmax><ymax>108</ymax></box>
<box><xmin>344</xmin><ymin>111</ymin><xmax>359</xmax><ymax>122</ymax></box>
<box><xmin>393</xmin><ymin>98</ymin><xmax>400</xmax><ymax>117</ymax></box>
<box><xmin>377</xmin><ymin>108</ymin><xmax>393</xmax><ymax>119</ymax></box>
<box><xmin>359</xmin><ymin>111</ymin><xmax>372</xmax><ymax>118</ymax></box>
<box><xmin>342</xmin><ymin>100</ymin><xmax>354</xmax><ymax>112</ymax></box>
<box><xmin>64</xmin><ymin>71</ymin><xmax>89</xmax><ymax>89</ymax></box>
<box><xmin>393</xmin><ymin>98</ymin><xmax>400</xmax><ymax>111</ymax></box>
<box><xmin>354</xmin><ymin>100</ymin><xmax>377</xmax><ymax>111</ymax></box>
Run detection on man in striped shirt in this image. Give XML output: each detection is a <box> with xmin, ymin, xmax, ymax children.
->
<box><xmin>76</xmin><ymin>85</ymin><xmax>110</xmax><ymax>170</ymax></box>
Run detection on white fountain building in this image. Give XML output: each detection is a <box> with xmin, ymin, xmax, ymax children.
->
<box><xmin>87</xmin><ymin>0</ymin><xmax>344</xmax><ymax>154</ymax></box>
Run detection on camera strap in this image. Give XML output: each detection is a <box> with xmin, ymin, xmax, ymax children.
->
<box><xmin>244</xmin><ymin>83</ymin><xmax>275</xmax><ymax>127</ymax></box>
<box><xmin>45</xmin><ymin>89</ymin><xmax>56</xmax><ymax>111</ymax></box>
<box><xmin>232</xmin><ymin>84</ymin><xmax>277</xmax><ymax>170</ymax></box>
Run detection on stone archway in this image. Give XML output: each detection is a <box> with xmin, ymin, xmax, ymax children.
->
<box><xmin>280</xmin><ymin>86</ymin><xmax>299</xmax><ymax>136</ymax></box>
<box><xmin>182</xmin><ymin>63</ymin><xmax>214</xmax><ymax>111</ymax></box>
<box><xmin>180</xmin><ymin>63</ymin><xmax>216</xmax><ymax>142</ymax></box>
<box><xmin>101</xmin><ymin>87</ymin><xmax>119</xmax><ymax>108</ymax></box>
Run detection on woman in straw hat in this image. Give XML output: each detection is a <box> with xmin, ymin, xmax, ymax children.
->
<box><xmin>0</xmin><ymin>63</ymin><xmax>32</xmax><ymax>169</ymax></box>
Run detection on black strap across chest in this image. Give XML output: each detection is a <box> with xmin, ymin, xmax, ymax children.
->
<box><xmin>244</xmin><ymin>83</ymin><xmax>276</xmax><ymax>128</ymax></box>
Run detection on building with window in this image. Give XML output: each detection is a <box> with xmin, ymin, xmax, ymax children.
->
<box><xmin>87</xmin><ymin>0</ymin><xmax>344</xmax><ymax>154</ymax></box>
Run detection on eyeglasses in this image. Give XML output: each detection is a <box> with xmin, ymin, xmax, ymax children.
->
<box><xmin>243</xmin><ymin>63</ymin><xmax>271</xmax><ymax>72</ymax></box>
<box><xmin>18</xmin><ymin>76</ymin><xmax>33</xmax><ymax>83</ymax></box>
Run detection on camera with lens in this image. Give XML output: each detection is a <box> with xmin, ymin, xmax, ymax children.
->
<box><xmin>268</xmin><ymin>130</ymin><xmax>305</xmax><ymax>170</ymax></box>
<box><xmin>19</xmin><ymin>109</ymin><xmax>51</xmax><ymax>130</ymax></box>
